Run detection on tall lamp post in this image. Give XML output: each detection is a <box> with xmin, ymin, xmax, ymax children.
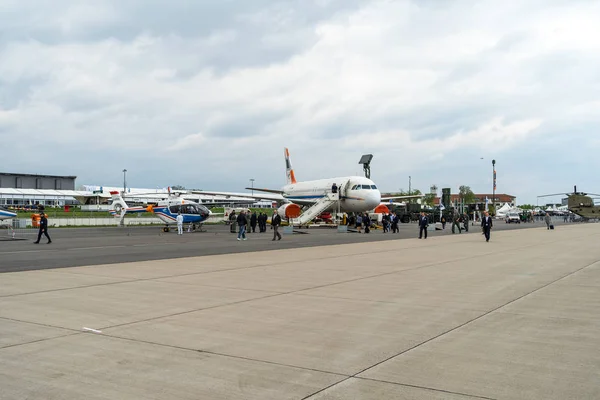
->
<box><xmin>492</xmin><ymin>160</ymin><xmax>496</xmax><ymax>214</ymax></box>
<box><xmin>122</xmin><ymin>169</ymin><xmax>127</xmax><ymax>193</ymax></box>
<box><xmin>249</xmin><ymin>178</ymin><xmax>255</xmax><ymax>196</ymax></box>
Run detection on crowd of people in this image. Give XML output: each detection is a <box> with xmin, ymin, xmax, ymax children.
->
<box><xmin>228</xmin><ymin>210</ymin><xmax>282</xmax><ymax>241</ymax></box>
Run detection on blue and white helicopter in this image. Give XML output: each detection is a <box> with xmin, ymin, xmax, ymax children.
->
<box><xmin>109</xmin><ymin>190</ymin><xmax>213</xmax><ymax>232</ymax></box>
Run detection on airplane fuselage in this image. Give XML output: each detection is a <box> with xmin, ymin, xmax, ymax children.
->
<box><xmin>0</xmin><ymin>208</ymin><xmax>17</xmax><ymax>220</ymax></box>
<box><xmin>282</xmin><ymin>176</ymin><xmax>381</xmax><ymax>213</ymax></box>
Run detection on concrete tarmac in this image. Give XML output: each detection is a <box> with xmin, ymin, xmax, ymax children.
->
<box><xmin>0</xmin><ymin>222</ymin><xmax>599</xmax><ymax>399</ymax></box>
<box><xmin>0</xmin><ymin>220</ymin><xmax>564</xmax><ymax>273</ymax></box>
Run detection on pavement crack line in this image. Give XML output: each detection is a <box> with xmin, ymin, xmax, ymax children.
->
<box><xmin>297</xmin><ymin>249</ymin><xmax>600</xmax><ymax>400</ymax></box>
<box><xmin>85</xmin><ymin>332</ymin><xmax>348</xmax><ymax>378</ymax></box>
<box><xmin>97</xmin><ymin>242</ymin><xmax>543</xmax><ymax>332</ymax></box>
<box><xmin>320</xmin><ymin>257</ymin><xmax>600</xmax><ymax>399</ymax></box>
<box><xmin>0</xmin><ymin>332</ymin><xmax>81</xmax><ymax>351</ymax></box>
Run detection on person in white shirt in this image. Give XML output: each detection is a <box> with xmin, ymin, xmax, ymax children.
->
<box><xmin>176</xmin><ymin>211</ymin><xmax>184</xmax><ymax>235</ymax></box>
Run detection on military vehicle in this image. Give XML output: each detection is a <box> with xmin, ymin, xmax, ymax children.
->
<box><xmin>539</xmin><ymin>186</ymin><xmax>600</xmax><ymax>220</ymax></box>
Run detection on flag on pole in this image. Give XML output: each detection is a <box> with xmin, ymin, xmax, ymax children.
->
<box><xmin>485</xmin><ymin>196</ymin><xmax>489</xmax><ymax>211</ymax></box>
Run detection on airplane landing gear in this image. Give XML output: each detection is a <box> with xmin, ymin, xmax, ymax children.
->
<box><xmin>163</xmin><ymin>226</ymin><xmax>170</xmax><ymax>233</ymax></box>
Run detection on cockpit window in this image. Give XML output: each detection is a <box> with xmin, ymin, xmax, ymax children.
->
<box><xmin>371</xmin><ymin>185</ymin><xmax>377</xmax><ymax>189</ymax></box>
<box><xmin>361</xmin><ymin>185</ymin><xmax>371</xmax><ymax>190</ymax></box>
<box><xmin>198</xmin><ymin>205</ymin><xmax>210</xmax><ymax>215</ymax></box>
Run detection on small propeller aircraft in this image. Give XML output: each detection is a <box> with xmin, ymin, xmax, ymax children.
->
<box><xmin>538</xmin><ymin>186</ymin><xmax>600</xmax><ymax>220</ymax></box>
<box><xmin>109</xmin><ymin>191</ymin><xmax>212</xmax><ymax>232</ymax></box>
<box><xmin>0</xmin><ymin>207</ymin><xmax>17</xmax><ymax>220</ymax></box>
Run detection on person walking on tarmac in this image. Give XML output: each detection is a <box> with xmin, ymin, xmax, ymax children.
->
<box><xmin>271</xmin><ymin>211</ymin><xmax>282</xmax><ymax>241</ymax></box>
<box><xmin>544</xmin><ymin>213</ymin><xmax>552</xmax><ymax>230</ymax></box>
<box><xmin>418</xmin><ymin>212</ymin><xmax>428</xmax><ymax>239</ymax></box>
<box><xmin>257</xmin><ymin>212</ymin><xmax>264</xmax><ymax>232</ymax></box>
<box><xmin>363</xmin><ymin>213</ymin><xmax>371</xmax><ymax>233</ymax></box>
<box><xmin>229</xmin><ymin>210</ymin><xmax>237</xmax><ymax>233</ymax></box>
<box><xmin>481</xmin><ymin>211</ymin><xmax>493</xmax><ymax>242</ymax></box>
<box><xmin>236</xmin><ymin>211</ymin><xmax>247</xmax><ymax>241</ymax></box>
<box><xmin>463</xmin><ymin>212</ymin><xmax>469</xmax><ymax>232</ymax></box>
<box><xmin>176</xmin><ymin>211</ymin><xmax>184</xmax><ymax>235</ymax></box>
<box><xmin>250</xmin><ymin>211</ymin><xmax>258</xmax><ymax>233</ymax></box>
<box><xmin>391</xmin><ymin>212</ymin><xmax>399</xmax><ymax>233</ymax></box>
<box><xmin>34</xmin><ymin>212</ymin><xmax>51</xmax><ymax>244</ymax></box>
<box><xmin>452</xmin><ymin>213</ymin><xmax>462</xmax><ymax>234</ymax></box>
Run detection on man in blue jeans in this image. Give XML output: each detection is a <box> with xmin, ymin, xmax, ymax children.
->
<box><xmin>237</xmin><ymin>211</ymin><xmax>248</xmax><ymax>241</ymax></box>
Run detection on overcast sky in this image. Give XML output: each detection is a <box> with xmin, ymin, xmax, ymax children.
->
<box><xmin>1</xmin><ymin>0</ymin><xmax>599</xmax><ymax>204</ymax></box>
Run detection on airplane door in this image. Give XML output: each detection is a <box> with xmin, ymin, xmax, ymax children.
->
<box><xmin>342</xmin><ymin>180</ymin><xmax>350</xmax><ymax>199</ymax></box>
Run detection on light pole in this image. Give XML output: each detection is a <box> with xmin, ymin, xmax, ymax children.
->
<box><xmin>492</xmin><ymin>160</ymin><xmax>496</xmax><ymax>214</ymax></box>
<box><xmin>408</xmin><ymin>176</ymin><xmax>411</xmax><ymax>195</ymax></box>
<box><xmin>249</xmin><ymin>178</ymin><xmax>255</xmax><ymax>196</ymax></box>
<box><xmin>122</xmin><ymin>169</ymin><xmax>127</xmax><ymax>193</ymax></box>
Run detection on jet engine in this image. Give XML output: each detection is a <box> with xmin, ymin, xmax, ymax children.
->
<box><xmin>277</xmin><ymin>203</ymin><xmax>302</xmax><ymax>219</ymax></box>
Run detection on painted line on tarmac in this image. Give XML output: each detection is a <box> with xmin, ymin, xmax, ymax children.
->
<box><xmin>0</xmin><ymin>242</ymin><xmax>192</xmax><ymax>255</ymax></box>
<box><xmin>0</xmin><ymin>250</ymin><xmax>50</xmax><ymax>255</ymax></box>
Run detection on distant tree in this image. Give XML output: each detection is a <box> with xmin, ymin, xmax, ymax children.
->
<box><xmin>519</xmin><ymin>204</ymin><xmax>535</xmax><ymax>210</ymax></box>
<box><xmin>423</xmin><ymin>193</ymin><xmax>436</xmax><ymax>206</ymax></box>
<box><xmin>171</xmin><ymin>185</ymin><xmax>186</xmax><ymax>190</ymax></box>
<box><xmin>458</xmin><ymin>185</ymin><xmax>475</xmax><ymax>204</ymax></box>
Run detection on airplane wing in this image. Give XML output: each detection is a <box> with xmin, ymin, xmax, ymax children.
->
<box><xmin>243</xmin><ymin>187</ymin><xmax>284</xmax><ymax>195</ymax></box>
<box><xmin>191</xmin><ymin>190</ymin><xmax>285</xmax><ymax>203</ymax></box>
<box><xmin>381</xmin><ymin>194</ymin><xmax>425</xmax><ymax>201</ymax></box>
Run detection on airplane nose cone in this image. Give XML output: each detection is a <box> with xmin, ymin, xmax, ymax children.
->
<box><xmin>367</xmin><ymin>191</ymin><xmax>381</xmax><ymax>209</ymax></box>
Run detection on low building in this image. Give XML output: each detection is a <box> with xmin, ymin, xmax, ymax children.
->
<box><xmin>0</xmin><ymin>172</ymin><xmax>76</xmax><ymax>190</ymax></box>
<box><xmin>0</xmin><ymin>172</ymin><xmax>80</xmax><ymax>208</ymax></box>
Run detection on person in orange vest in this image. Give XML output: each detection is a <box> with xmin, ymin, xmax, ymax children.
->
<box><xmin>33</xmin><ymin>213</ymin><xmax>52</xmax><ymax>244</ymax></box>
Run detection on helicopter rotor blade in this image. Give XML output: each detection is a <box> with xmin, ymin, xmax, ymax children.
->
<box><xmin>537</xmin><ymin>193</ymin><xmax>568</xmax><ymax>198</ymax></box>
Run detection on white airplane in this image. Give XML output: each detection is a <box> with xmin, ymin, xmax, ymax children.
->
<box><xmin>196</xmin><ymin>148</ymin><xmax>409</xmax><ymax>225</ymax></box>
<box><xmin>0</xmin><ymin>207</ymin><xmax>17</xmax><ymax>220</ymax></box>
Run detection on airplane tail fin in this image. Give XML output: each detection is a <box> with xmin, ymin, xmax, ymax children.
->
<box><xmin>284</xmin><ymin>147</ymin><xmax>297</xmax><ymax>185</ymax></box>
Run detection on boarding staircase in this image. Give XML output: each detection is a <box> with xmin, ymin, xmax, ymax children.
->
<box><xmin>296</xmin><ymin>192</ymin><xmax>339</xmax><ymax>226</ymax></box>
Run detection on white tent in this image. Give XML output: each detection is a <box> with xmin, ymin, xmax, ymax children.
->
<box><xmin>496</xmin><ymin>203</ymin><xmax>512</xmax><ymax>217</ymax></box>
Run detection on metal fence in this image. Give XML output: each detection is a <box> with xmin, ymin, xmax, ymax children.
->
<box><xmin>2</xmin><ymin>219</ymin><xmax>36</xmax><ymax>240</ymax></box>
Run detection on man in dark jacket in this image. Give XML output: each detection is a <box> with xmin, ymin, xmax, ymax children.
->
<box><xmin>34</xmin><ymin>213</ymin><xmax>51</xmax><ymax>244</ymax></box>
<box><xmin>418</xmin><ymin>212</ymin><xmax>428</xmax><ymax>239</ymax></box>
<box><xmin>391</xmin><ymin>213</ymin><xmax>399</xmax><ymax>233</ymax></box>
<box><xmin>257</xmin><ymin>212</ymin><xmax>264</xmax><ymax>232</ymax></box>
<box><xmin>229</xmin><ymin>210</ymin><xmax>236</xmax><ymax>233</ymax></box>
<box><xmin>481</xmin><ymin>211</ymin><xmax>493</xmax><ymax>242</ymax></box>
<box><xmin>271</xmin><ymin>211</ymin><xmax>282</xmax><ymax>241</ymax></box>
<box><xmin>236</xmin><ymin>211</ymin><xmax>247</xmax><ymax>241</ymax></box>
<box><xmin>250</xmin><ymin>212</ymin><xmax>258</xmax><ymax>233</ymax></box>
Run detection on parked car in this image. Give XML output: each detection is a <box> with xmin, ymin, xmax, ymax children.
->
<box><xmin>505</xmin><ymin>212</ymin><xmax>521</xmax><ymax>223</ymax></box>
